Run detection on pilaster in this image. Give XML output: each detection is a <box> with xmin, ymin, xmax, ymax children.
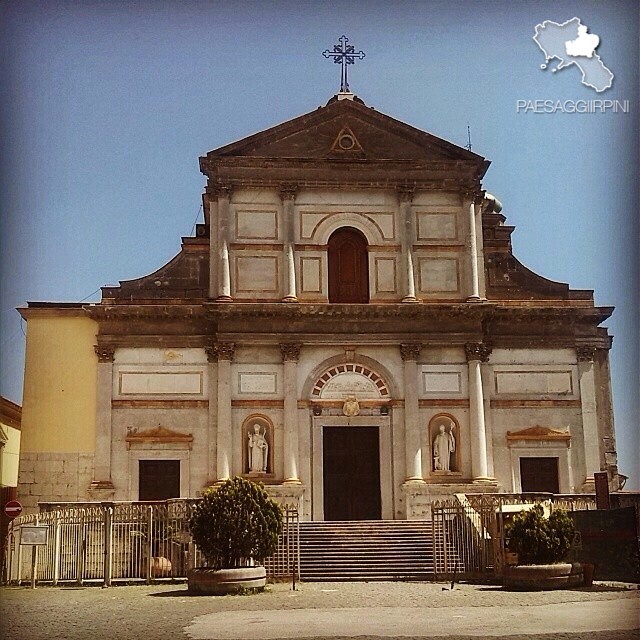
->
<box><xmin>465</xmin><ymin>192</ymin><xmax>485</xmax><ymax>302</ymax></box>
<box><xmin>205</xmin><ymin>346</ymin><xmax>218</xmax><ymax>485</ymax></box>
<box><xmin>401</xmin><ymin>343</ymin><xmax>423</xmax><ymax>482</ymax></box>
<box><xmin>577</xmin><ymin>345</ymin><xmax>601</xmax><ymax>486</ymax></box>
<box><xmin>89</xmin><ymin>345</ymin><xmax>115</xmax><ymax>497</ymax></box>
<box><xmin>465</xmin><ymin>342</ymin><xmax>494</xmax><ymax>483</ymax></box>
<box><xmin>215</xmin><ymin>342</ymin><xmax>235</xmax><ymax>481</ymax></box>
<box><xmin>215</xmin><ymin>186</ymin><xmax>233</xmax><ymax>301</ymax></box>
<box><xmin>279</xmin><ymin>185</ymin><xmax>298</xmax><ymax>302</ymax></box>
<box><xmin>281</xmin><ymin>343</ymin><xmax>302</xmax><ymax>483</ymax></box>
<box><xmin>398</xmin><ymin>187</ymin><xmax>419</xmax><ymax>303</ymax></box>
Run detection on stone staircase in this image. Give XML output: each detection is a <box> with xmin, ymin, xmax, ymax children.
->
<box><xmin>299</xmin><ymin>520</ymin><xmax>441</xmax><ymax>581</ymax></box>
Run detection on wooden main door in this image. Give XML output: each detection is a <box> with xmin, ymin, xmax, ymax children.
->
<box><xmin>323</xmin><ymin>427</ymin><xmax>381</xmax><ymax>520</ymax></box>
<box><xmin>327</xmin><ymin>227</ymin><xmax>369</xmax><ymax>303</ymax></box>
<box><xmin>139</xmin><ymin>460</ymin><xmax>180</xmax><ymax>501</ymax></box>
<box><xmin>520</xmin><ymin>457</ymin><xmax>560</xmax><ymax>493</ymax></box>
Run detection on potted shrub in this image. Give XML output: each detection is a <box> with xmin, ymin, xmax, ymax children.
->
<box><xmin>504</xmin><ymin>503</ymin><xmax>579</xmax><ymax>590</ymax></box>
<box><xmin>187</xmin><ymin>476</ymin><xmax>282</xmax><ymax>594</ymax></box>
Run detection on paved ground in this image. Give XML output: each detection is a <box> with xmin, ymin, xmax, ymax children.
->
<box><xmin>0</xmin><ymin>580</ymin><xmax>638</xmax><ymax>640</ymax></box>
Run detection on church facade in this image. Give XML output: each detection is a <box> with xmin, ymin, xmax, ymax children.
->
<box><xmin>18</xmin><ymin>93</ymin><xmax>622</xmax><ymax>519</ymax></box>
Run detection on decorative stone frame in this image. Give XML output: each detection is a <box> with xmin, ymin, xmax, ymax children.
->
<box><xmin>127</xmin><ymin>448</ymin><xmax>191</xmax><ymax>501</ymax></box>
<box><xmin>506</xmin><ymin>427</ymin><xmax>573</xmax><ymax>493</ymax></box>
<box><xmin>241</xmin><ymin>414</ymin><xmax>275</xmax><ymax>480</ymax></box>
<box><xmin>427</xmin><ymin>413</ymin><xmax>462</xmax><ymax>479</ymax></box>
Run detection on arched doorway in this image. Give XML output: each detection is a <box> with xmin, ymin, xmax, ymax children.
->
<box><xmin>327</xmin><ymin>227</ymin><xmax>369</xmax><ymax>303</ymax></box>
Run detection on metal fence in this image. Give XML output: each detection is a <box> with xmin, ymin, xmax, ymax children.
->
<box><xmin>431</xmin><ymin>493</ymin><xmax>598</xmax><ymax>579</ymax></box>
<box><xmin>4</xmin><ymin>500</ymin><xmax>299</xmax><ymax>586</ymax></box>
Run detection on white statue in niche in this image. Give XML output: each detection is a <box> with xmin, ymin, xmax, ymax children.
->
<box><xmin>433</xmin><ymin>421</ymin><xmax>456</xmax><ymax>472</ymax></box>
<box><xmin>247</xmin><ymin>423</ymin><xmax>269</xmax><ymax>473</ymax></box>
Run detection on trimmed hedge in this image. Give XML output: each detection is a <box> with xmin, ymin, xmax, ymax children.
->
<box><xmin>189</xmin><ymin>477</ymin><xmax>283</xmax><ymax>569</ymax></box>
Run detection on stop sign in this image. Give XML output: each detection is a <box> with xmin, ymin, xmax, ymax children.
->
<box><xmin>4</xmin><ymin>500</ymin><xmax>23</xmax><ymax>519</ymax></box>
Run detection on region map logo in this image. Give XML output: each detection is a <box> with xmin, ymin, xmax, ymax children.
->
<box><xmin>533</xmin><ymin>17</ymin><xmax>613</xmax><ymax>93</ymax></box>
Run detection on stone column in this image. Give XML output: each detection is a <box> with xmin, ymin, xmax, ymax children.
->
<box><xmin>204</xmin><ymin>346</ymin><xmax>218</xmax><ymax>485</ymax></box>
<box><xmin>215</xmin><ymin>342</ymin><xmax>235</xmax><ymax>481</ymax></box>
<box><xmin>90</xmin><ymin>345</ymin><xmax>115</xmax><ymax>491</ymax></box>
<box><xmin>216</xmin><ymin>186</ymin><xmax>232</xmax><ymax>301</ymax></box>
<box><xmin>280</xmin><ymin>186</ymin><xmax>298</xmax><ymax>303</ymax></box>
<box><xmin>466</xmin><ymin>343</ymin><xmax>492</xmax><ymax>482</ymax></box>
<box><xmin>465</xmin><ymin>193</ymin><xmax>482</xmax><ymax>302</ymax></box>
<box><xmin>281</xmin><ymin>343</ymin><xmax>302</xmax><ymax>483</ymax></box>
<box><xmin>401</xmin><ymin>343</ymin><xmax>424</xmax><ymax>482</ymax></box>
<box><xmin>398</xmin><ymin>187</ymin><xmax>418</xmax><ymax>303</ymax></box>
<box><xmin>577</xmin><ymin>346</ymin><xmax>601</xmax><ymax>482</ymax></box>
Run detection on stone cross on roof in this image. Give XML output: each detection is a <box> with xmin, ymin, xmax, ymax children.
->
<box><xmin>323</xmin><ymin>35</ymin><xmax>365</xmax><ymax>93</ymax></box>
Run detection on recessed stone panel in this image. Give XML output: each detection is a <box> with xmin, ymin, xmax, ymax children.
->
<box><xmin>301</xmin><ymin>257</ymin><xmax>322</xmax><ymax>293</ymax></box>
<box><xmin>238</xmin><ymin>372</ymin><xmax>278</xmax><ymax>395</ymax></box>
<box><xmin>416</xmin><ymin>212</ymin><xmax>457</xmax><ymax>240</ymax></box>
<box><xmin>235</xmin><ymin>256</ymin><xmax>279</xmax><ymax>292</ymax></box>
<box><xmin>495</xmin><ymin>370</ymin><xmax>574</xmax><ymax>395</ymax></box>
<box><xmin>374</xmin><ymin>257</ymin><xmax>397</xmax><ymax>293</ymax></box>
<box><xmin>364</xmin><ymin>212</ymin><xmax>395</xmax><ymax>239</ymax></box>
<box><xmin>235</xmin><ymin>209</ymin><xmax>278</xmax><ymax>240</ymax></box>
<box><xmin>418</xmin><ymin>257</ymin><xmax>459</xmax><ymax>293</ymax></box>
<box><xmin>119</xmin><ymin>372</ymin><xmax>203</xmax><ymax>395</ymax></box>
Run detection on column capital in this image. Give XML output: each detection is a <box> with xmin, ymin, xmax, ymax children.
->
<box><xmin>465</xmin><ymin>342</ymin><xmax>491</xmax><ymax>362</ymax></box>
<box><xmin>400</xmin><ymin>343</ymin><xmax>422</xmax><ymax>361</ymax></box>
<box><xmin>462</xmin><ymin>187</ymin><xmax>483</xmax><ymax>204</ymax></box>
<box><xmin>211</xmin><ymin>184</ymin><xmax>233</xmax><ymax>199</ymax></box>
<box><xmin>576</xmin><ymin>345</ymin><xmax>597</xmax><ymax>362</ymax></box>
<box><xmin>278</xmin><ymin>184</ymin><xmax>298</xmax><ymax>202</ymax></box>
<box><xmin>204</xmin><ymin>345</ymin><xmax>218</xmax><ymax>363</ymax></box>
<box><xmin>94</xmin><ymin>345</ymin><xmax>115</xmax><ymax>363</ymax></box>
<box><xmin>396</xmin><ymin>185</ymin><xmax>415</xmax><ymax>203</ymax></box>
<box><xmin>214</xmin><ymin>342</ymin><xmax>235</xmax><ymax>362</ymax></box>
<box><xmin>280</xmin><ymin>343</ymin><xmax>302</xmax><ymax>362</ymax></box>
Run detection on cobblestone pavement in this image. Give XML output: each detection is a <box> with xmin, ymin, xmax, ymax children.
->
<box><xmin>0</xmin><ymin>581</ymin><xmax>638</xmax><ymax>640</ymax></box>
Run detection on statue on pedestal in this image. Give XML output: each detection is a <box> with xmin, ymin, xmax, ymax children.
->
<box><xmin>433</xmin><ymin>422</ymin><xmax>456</xmax><ymax>472</ymax></box>
<box><xmin>248</xmin><ymin>423</ymin><xmax>269</xmax><ymax>473</ymax></box>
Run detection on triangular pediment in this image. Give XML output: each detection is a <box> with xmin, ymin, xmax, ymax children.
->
<box><xmin>202</xmin><ymin>96</ymin><xmax>486</xmax><ymax>164</ymax></box>
<box><xmin>506</xmin><ymin>426</ymin><xmax>571</xmax><ymax>442</ymax></box>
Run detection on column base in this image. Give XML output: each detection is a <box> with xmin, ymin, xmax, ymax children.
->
<box><xmin>402</xmin><ymin>296</ymin><xmax>420</xmax><ymax>303</ymax></box>
<box><xmin>88</xmin><ymin>480</ymin><xmax>115</xmax><ymax>500</ymax></box>
<box><xmin>216</xmin><ymin>295</ymin><xmax>233</xmax><ymax>302</ymax></box>
<box><xmin>471</xmin><ymin>476</ymin><xmax>497</xmax><ymax>485</ymax></box>
<box><xmin>283</xmin><ymin>478</ymin><xmax>303</xmax><ymax>485</ymax></box>
<box><xmin>465</xmin><ymin>295</ymin><xmax>486</xmax><ymax>303</ymax></box>
<box><xmin>281</xmin><ymin>296</ymin><xmax>299</xmax><ymax>303</ymax></box>
<box><xmin>404</xmin><ymin>477</ymin><xmax>426</xmax><ymax>484</ymax></box>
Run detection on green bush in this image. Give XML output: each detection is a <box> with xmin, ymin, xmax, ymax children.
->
<box><xmin>506</xmin><ymin>504</ymin><xmax>576</xmax><ymax>565</ymax></box>
<box><xmin>188</xmin><ymin>477</ymin><xmax>283</xmax><ymax>569</ymax></box>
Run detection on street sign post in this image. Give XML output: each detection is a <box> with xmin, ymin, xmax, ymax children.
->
<box><xmin>3</xmin><ymin>500</ymin><xmax>22</xmax><ymax>519</ymax></box>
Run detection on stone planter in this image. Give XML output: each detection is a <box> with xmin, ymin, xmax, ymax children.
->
<box><xmin>504</xmin><ymin>563</ymin><xmax>583</xmax><ymax>590</ymax></box>
<box><xmin>187</xmin><ymin>566</ymin><xmax>267</xmax><ymax>595</ymax></box>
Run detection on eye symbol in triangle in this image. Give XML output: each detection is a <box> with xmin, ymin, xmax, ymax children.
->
<box><xmin>331</xmin><ymin>126</ymin><xmax>363</xmax><ymax>152</ymax></box>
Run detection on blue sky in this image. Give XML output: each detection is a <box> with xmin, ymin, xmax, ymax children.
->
<box><xmin>1</xmin><ymin>0</ymin><xmax>638</xmax><ymax>488</ymax></box>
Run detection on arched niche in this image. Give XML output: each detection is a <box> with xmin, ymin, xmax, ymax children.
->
<box><xmin>242</xmin><ymin>414</ymin><xmax>274</xmax><ymax>478</ymax></box>
<box><xmin>428</xmin><ymin>413</ymin><xmax>461</xmax><ymax>475</ymax></box>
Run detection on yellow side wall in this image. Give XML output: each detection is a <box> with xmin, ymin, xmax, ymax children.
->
<box><xmin>21</xmin><ymin>314</ymin><xmax>97</xmax><ymax>452</ymax></box>
<box><xmin>1</xmin><ymin>424</ymin><xmax>21</xmax><ymax>486</ymax></box>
